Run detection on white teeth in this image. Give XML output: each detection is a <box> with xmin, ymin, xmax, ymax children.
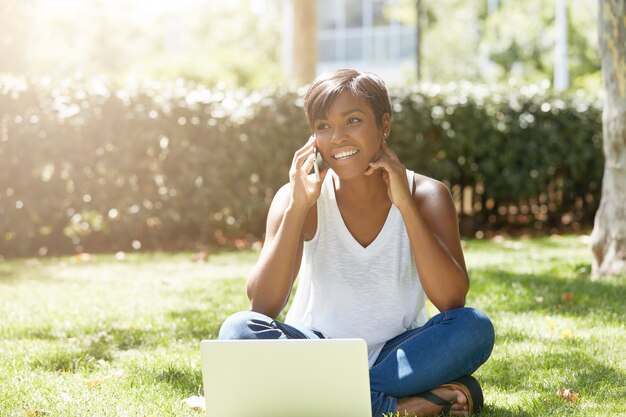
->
<box><xmin>333</xmin><ymin>149</ymin><xmax>358</xmax><ymax>160</ymax></box>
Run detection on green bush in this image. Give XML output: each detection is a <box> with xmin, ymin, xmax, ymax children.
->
<box><xmin>0</xmin><ymin>77</ymin><xmax>603</xmax><ymax>256</ymax></box>
<box><xmin>390</xmin><ymin>82</ymin><xmax>603</xmax><ymax>235</ymax></box>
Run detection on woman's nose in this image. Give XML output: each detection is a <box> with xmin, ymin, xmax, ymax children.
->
<box><xmin>330</xmin><ymin>125</ymin><xmax>347</xmax><ymax>144</ymax></box>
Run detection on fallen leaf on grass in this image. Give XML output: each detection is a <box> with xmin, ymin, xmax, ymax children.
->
<box><xmin>561</xmin><ymin>292</ymin><xmax>574</xmax><ymax>303</ymax></box>
<box><xmin>23</xmin><ymin>409</ymin><xmax>52</xmax><ymax>416</ymax></box>
<box><xmin>84</xmin><ymin>378</ymin><xmax>103</xmax><ymax>388</ymax></box>
<box><xmin>74</xmin><ymin>253</ymin><xmax>92</xmax><ymax>263</ymax></box>
<box><xmin>182</xmin><ymin>395</ymin><xmax>206</xmax><ymax>411</ymax></box>
<box><xmin>556</xmin><ymin>387</ymin><xmax>579</xmax><ymax>403</ymax></box>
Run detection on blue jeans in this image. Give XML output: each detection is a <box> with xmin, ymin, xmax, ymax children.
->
<box><xmin>219</xmin><ymin>307</ymin><xmax>494</xmax><ymax>417</ymax></box>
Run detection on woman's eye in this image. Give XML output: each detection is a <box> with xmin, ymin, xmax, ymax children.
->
<box><xmin>316</xmin><ymin>122</ymin><xmax>329</xmax><ymax>130</ymax></box>
<box><xmin>347</xmin><ymin>117</ymin><xmax>361</xmax><ymax>125</ymax></box>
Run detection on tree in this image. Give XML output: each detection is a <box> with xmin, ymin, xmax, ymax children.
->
<box><xmin>480</xmin><ymin>0</ymin><xmax>600</xmax><ymax>88</ymax></box>
<box><xmin>415</xmin><ymin>0</ymin><xmax>424</xmax><ymax>81</ymax></box>
<box><xmin>590</xmin><ymin>0</ymin><xmax>626</xmax><ymax>278</ymax></box>
<box><xmin>290</xmin><ymin>0</ymin><xmax>317</xmax><ymax>85</ymax></box>
<box><xmin>0</xmin><ymin>0</ymin><xmax>283</xmax><ymax>88</ymax></box>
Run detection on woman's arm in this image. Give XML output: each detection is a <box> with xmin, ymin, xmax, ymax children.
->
<box><xmin>246</xmin><ymin>137</ymin><xmax>328</xmax><ymax>319</ymax></box>
<box><xmin>365</xmin><ymin>142</ymin><xmax>468</xmax><ymax>312</ymax></box>
<box><xmin>246</xmin><ymin>185</ymin><xmax>307</xmax><ymax>318</ymax></box>
<box><xmin>400</xmin><ymin>179</ymin><xmax>468</xmax><ymax>311</ymax></box>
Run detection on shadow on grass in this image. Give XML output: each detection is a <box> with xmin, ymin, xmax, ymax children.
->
<box><xmin>168</xmin><ymin>277</ymin><xmax>250</xmax><ymax>340</ymax></box>
<box><xmin>0</xmin><ymin>269</ymin><xmax>16</xmax><ymax>283</ymax></box>
<box><xmin>107</xmin><ymin>326</ymin><xmax>174</xmax><ymax>350</ymax></box>
<box><xmin>168</xmin><ymin>308</ymin><xmax>227</xmax><ymax>340</ymax></box>
<box><xmin>482</xmin><ymin>347</ymin><xmax>626</xmax><ymax>393</ymax></box>
<box><xmin>155</xmin><ymin>364</ymin><xmax>203</xmax><ymax>396</ymax></box>
<box><xmin>480</xmin><ymin>405</ymin><xmax>533</xmax><ymax>417</ymax></box>
<box><xmin>470</xmin><ymin>267</ymin><xmax>626</xmax><ymax>323</ymax></box>
<box><xmin>10</xmin><ymin>323</ymin><xmax>174</xmax><ymax>352</ymax></box>
<box><xmin>479</xmin><ymin>347</ymin><xmax>626</xmax><ymax>416</ymax></box>
<box><xmin>31</xmin><ymin>339</ymin><xmax>114</xmax><ymax>373</ymax></box>
<box><xmin>129</xmin><ymin>363</ymin><xmax>203</xmax><ymax>397</ymax></box>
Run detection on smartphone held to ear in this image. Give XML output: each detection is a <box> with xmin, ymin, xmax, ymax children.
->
<box><xmin>313</xmin><ymin>147</ymin><xmax>324</xmax><ymax>181</ymax></box>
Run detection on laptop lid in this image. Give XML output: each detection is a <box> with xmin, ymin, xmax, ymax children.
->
<box><xmin>200</xmin><ymin>338</ymin><xmax>372</xmax><ymax>417</ymax></box>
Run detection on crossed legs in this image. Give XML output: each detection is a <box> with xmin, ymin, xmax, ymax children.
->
<box><xmin>218</xmin><ymin>307</ymin><xmax>494</xmax><ymax>417</ymax></box>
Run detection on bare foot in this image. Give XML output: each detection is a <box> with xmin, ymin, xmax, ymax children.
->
<box><xmin>396</xmin><ymin>385</ymin><xmax>469</xmax><ymax>416</ymax></box>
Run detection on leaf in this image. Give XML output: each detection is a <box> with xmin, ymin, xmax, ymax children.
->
<box><xmin>561</xmin><ymin>292</ymin><xmax>574</xmax><ymax>303</ymax></box>
<box><xmin>84</xmin><ymin>378</ymin><xmax>102</xmax><ymax>388</ymax></box>
<box><xmin>556</xmin><ymin>387</ymin><xmax>579</xmax><ymax>403</ymax></box>
<box><xmin>74</xmin><ymin>253</ymin><xmax>92</xmax><ymax>263</ymax></box>
<box><xmin>182</xmin><ymin>395</ymin><xmax>206</xmax><ymax>411</ymax></box>
<box><xmin>23</xmin><ymin>409</ymin><xmax>52</xmax><ymax>416</ymax></box>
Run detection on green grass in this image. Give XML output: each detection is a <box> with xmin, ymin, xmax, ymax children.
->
<box><xmin>0</xmin><ymin>236</ymin><xmax>624</xmax><ymax>416</ymax></box>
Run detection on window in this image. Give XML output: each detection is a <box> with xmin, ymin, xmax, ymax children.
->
<box><xmin>372</xmin><ymin>0</ymin><xmax>388</xmax><ymax>26</ymax></box>
<box><xmin>345</xmin><ymin>35</ymin><xmax>363</xmax><ymax>60</ymax></box>
<box><xmin>317</xmin><ymin>0</ymin><xmax>416</xmax><ymax>65</ymax></box>
<box><xmin>345</xmin><ymin>0</ymin><xmax>363</xmax><ymax>28</ymax></box>
<box><xmin>318</xmin><ymin>0</ymin><xmax>337</xmax><ymax>30</ymax></box>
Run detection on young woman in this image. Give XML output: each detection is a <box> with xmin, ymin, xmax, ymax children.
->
<box><xmin>219</xmin><ymin>69</ymin><xmax>494</xmax><ymax>417</ymax></box>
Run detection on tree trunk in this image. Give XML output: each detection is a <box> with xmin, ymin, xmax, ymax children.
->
<box><xmin>590</xmin><ymin>0</ymin><xmax>626</xmax><ymax>278</ymax></box>
<box><xmin>416</xmin><ymin>0</ymin><xmax>422</xmax><ymax>82</ymax></box>
<box><xmin>291</xmin><ymin>0</ymin><xmax>317</xmax><ymax>85</ymax></box>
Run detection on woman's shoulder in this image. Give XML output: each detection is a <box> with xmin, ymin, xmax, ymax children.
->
<box><xmin>409</xmin><ymin>171</ymin><xmax>452</xmax><ymax>206</ymax></box>
<box><xmin>271</xmin><ymin>182</ymin><xmax>319</xmax><ymax>241</ymax></box>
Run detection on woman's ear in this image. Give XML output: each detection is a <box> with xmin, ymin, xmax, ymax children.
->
<box><xmin>381</xmin><ymin>113</ymin><xmax>391</xmax><ymax>139</ymax></box>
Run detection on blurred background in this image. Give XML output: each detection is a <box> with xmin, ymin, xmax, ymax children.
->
<box><xmin>0</xmin><ymin>0</ymin><xmax>600</xmax><ymax>88</ymax></box>
<box><xmin>0</xmin><ymin>0</ymin><xmax>604</xmax><ymax>257</ymax></box>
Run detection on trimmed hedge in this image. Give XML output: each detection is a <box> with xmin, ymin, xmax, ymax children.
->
<box><xmin>0</xmin><ymin>77</ymin><xmax>603</xmax><ymax>257</ymax></box>
<box><xmin>391</xmin><ymin>83</ymin><xmax>603</xmax><ymax>236</ymax></box>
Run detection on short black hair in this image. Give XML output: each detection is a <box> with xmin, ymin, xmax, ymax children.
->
<box><xmin>303</xmin><ymin>69</ymin><xmax>392</xmax><ymax>129</ymax></box>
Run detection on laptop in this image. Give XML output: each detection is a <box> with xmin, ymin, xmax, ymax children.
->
<box><xmin>200</xmin><ymin>338</ymin><xmax>372</xmax><ymax>417</ymax></box>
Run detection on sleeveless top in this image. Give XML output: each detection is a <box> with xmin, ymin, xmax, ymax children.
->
<box><xmin>284</xmin><ymin>169</ymin><xmax>429</xmax><ymax>368</ymax></box>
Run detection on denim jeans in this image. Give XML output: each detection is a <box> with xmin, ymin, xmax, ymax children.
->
<box><xmin>218</xmin><ymin>307</ymin><xmax>494</xmax><ymax>417</ymax></box>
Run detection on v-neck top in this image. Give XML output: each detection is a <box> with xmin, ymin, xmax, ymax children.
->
<box><xmin>284</xmin><ymin>169</ymin><xmax>428</xmax><ymax>368</ymax></box>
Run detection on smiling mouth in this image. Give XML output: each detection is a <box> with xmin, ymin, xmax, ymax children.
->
<box><xmin>332</xmin><ymin>149</ymin><xmax>359</xmax><ymax>160</ymax></box>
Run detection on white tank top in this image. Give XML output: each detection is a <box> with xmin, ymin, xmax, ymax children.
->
<box><xmin>285</xmin><ymin>169</ymin><xmax>428</xmax><ymax>367</ymax></box>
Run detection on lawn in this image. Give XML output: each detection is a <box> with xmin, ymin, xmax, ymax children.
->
<box><xmin>0</xmin><ymin>235</ymin><xmax>624</xmax><ymax>416</ymax></box>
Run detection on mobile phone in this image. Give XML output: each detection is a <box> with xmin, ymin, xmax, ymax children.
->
<box><xmin>313</xmin><ymin>146</ymin><xmax>322</xmax><ymax>181</ymax></box>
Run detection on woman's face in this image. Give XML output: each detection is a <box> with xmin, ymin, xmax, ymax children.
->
<box><xmin>312</xmin><ymin>91</ymin><xmax>390</xmax><ymax>180</ymax></box>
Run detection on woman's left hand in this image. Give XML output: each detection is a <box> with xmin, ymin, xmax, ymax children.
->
<box><xmin>363</xmin><ymin>141</ymin><xmax>415</xmax><ymax>211</ymax></box>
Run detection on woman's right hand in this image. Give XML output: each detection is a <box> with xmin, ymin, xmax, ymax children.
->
<box><xmin>288</xmin><ymin>136</ymin><xmax>328</xmax><ymax>211</ymax></box>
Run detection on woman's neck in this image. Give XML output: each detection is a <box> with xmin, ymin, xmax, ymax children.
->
<box><xmin>333</xmin><ymin>171</ymin><xmax>390</xmax><ymax>208</ymax></box>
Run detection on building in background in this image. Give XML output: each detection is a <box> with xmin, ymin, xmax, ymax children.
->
<box><xmin>283</xmin><ymin>0</ymin><xmax>417</xmax><ymax>82</ymax></box>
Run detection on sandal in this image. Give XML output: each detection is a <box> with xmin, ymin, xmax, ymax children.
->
<box><xmin>417</xmin><ymin>375</ymin><xmax>484</xmax><ymax>415</ymax></box>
